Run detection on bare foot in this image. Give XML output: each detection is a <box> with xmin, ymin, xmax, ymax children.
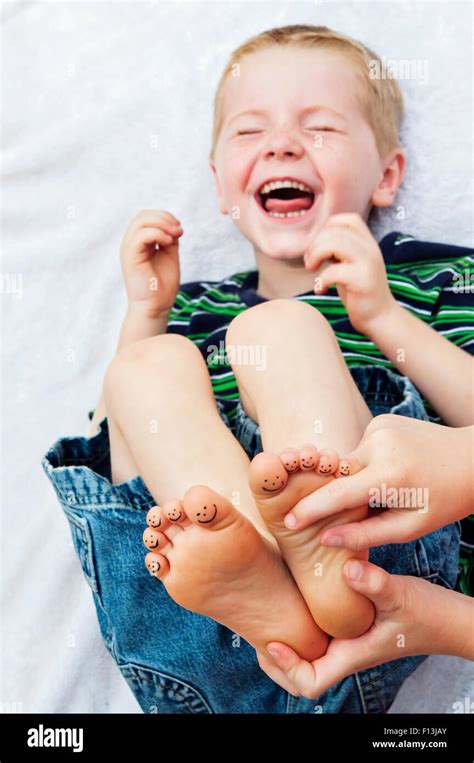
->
<box><xmin>249</xmin><ymin>446</ymin><xmax>375</xmax><ymax>639</ymax></box>
<box><xmin>142</xmin><ymin>485</ymin><xmax>329</xmax><ymax>661</ymax></box>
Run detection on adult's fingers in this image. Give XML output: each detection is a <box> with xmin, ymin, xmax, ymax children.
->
<box><xmin>266</xmin><ymin>643</ymin><xmax>321</xmax><ymax>700</ymax></box>
<box><xmin>320</xmin><ymin>511</ymin><xmax>413</xmax><ymax>550</ymax></box>
<box><xmin>285</xmin><ymin>464</ymin><xmax>374</xmax><ymax>529</ymax></box>
<box><xmin>256</xmin><ymin>650</ymin><xmax>301</xmax><ymax>697</ymax></box>
<box><xmin>266</xmin><ymin>638</ymin><xmax>373</xmax><ymax>699</ymax></box>
<box><xmin>343</xmin><ymin>559</ymin><xmax>405</xmax><ymax>613</ymax></box>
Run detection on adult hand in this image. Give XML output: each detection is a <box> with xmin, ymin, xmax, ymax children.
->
<box><xmin>258</xmin><ymin>559</ymin><xmax>474</xmax><ymax>699</ymax></box>
<box><xmin>284</xmin><ymin>415</ymin><xmax>473</xmax><ymax>550</ymax></box>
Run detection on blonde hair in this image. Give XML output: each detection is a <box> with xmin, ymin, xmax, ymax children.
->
<box><xmin>209</xmin><ymin>24</ymin><xmax>404</xmax><ymax>162</ymax></box>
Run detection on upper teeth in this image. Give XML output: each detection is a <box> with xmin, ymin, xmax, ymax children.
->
<box><xmin>259</xmin><ymin>179</ymin><xmax>313</xmax><ymax>195</ymax></box>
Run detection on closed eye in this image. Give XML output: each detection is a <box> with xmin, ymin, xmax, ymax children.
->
<box><xmin>307</xmin><ymin>126</ymin><xmax>338</xmax><ymax>132</ymax></box>
<box><xmin>237</xmin><ymin>130</ymin><xmax>263</xmax><ymax>135</ymax></box>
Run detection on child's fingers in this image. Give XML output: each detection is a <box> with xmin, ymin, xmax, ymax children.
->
<box><xmin>124</xmin><ymin>214</ymin><xmax>182</xmax><ymax>244</ymax></box>
<box><xmin>130</xmin><ymin>209</ymin><xmax>182</xmax><ymax>231</ymax></box>
<box><xmin>313</xmin><ymin>264</ymin><xmax>352</xmax><ymax>295</ymax></box>
<box><xmin>134</xmin><ymin>226</ymin><xmax>181</xmax><ymax>249</ymax></box>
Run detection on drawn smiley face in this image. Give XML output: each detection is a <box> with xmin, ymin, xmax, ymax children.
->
<box><xmin>147</xmin><ymin>558</ymin><xmax>161</xmax><ymax>575</ymax></box>
<box><xmin>143</xmin><ymin>528</ymin><xmax>160</xmax><ymax>549</ymax></box>
<box><xmin>299</xmin><ymin>445</ymin><xmax>319</xmax><ymax>470</ymax></box>
<box><xmin>147</xmin><ymin>510</ymin><xmax>161</xmax><ymax>528</ymax></box>
<box><xmin>166</xmin><ymin>503</ymin><xmax>183</xmax><ymax>522</ymax></box>
<box><xmin>262</xmin><ymin>472</ymin><xmax>288</xmax><ymax>492</ymax></box>
<box><xmin>280</xmin><ymin>449</ymin><xmax>300</xmax><ymax>473</ymax></box>
<box><xmin>196</xmin><ymin>503</ymin><xmax>218</xmax><ymax>523</ymax></box>
<box><xmin>318</xmin><ymin>459</ymin><xmax>334</xmax><ymax>474</ymax></box>
<box><xmin>338</xmin><ymin>462</ymin><xmax>350</xmax><ymax>476</ymax></box>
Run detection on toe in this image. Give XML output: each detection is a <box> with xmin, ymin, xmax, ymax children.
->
<box><xmin>316</xmin><ymin>449</ymin><xmax>339</xmax><ymax>476</ymax></box>
<box><xmin>143</xmin><ymin>527</ymin><xmax>170</xmax><ymax>552</ymax></box>
<box><xmin>162</xmin><ymin>498</ymin><xmax>189</xmax><ymax>526</ymax></box>
<box><xmin>145</xmin><ymin>552</ymin><xmax>168</xmax><ymax>579</ymax></box>
<box><xmin>249</xmin><ymin>453</ymin><xmax>289</xmax><ymax>498</ymax></box>
<box><xmin>336</xmin><ymin>456</ymin><xmax>362</xmax><ymax>477</ymax></box>
<box><xmin>298</xmin><ymin>444</ymin><xmax>320</xmax><ymax>471</ymax></box>
<box><xmin>182</xmin><ymin>485</ymin><xmax>240</xmax><ymax>531</ymax></box>
<box><xmin>146</xmin><ymin>505</ymin><xmax>163</xmax><ymax>529</ymax></box>
<box><xmin>278</xmin><ymin>448</ymin><xmax>300</xmax><ymax>473</ymax></box>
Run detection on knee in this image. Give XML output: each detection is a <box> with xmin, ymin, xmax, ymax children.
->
<box><xmin>104</xmin><ymin>334</ymin><xmax>203</xmax><ymax>392</ymax></box>
<box><xmin>227</xmin><ymin>299</ymin><xmax>331</xmax><ymax>344</ymax></box>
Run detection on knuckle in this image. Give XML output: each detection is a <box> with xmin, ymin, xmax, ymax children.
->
<box><xmin>369</xmin><ymin>567</ymin><xmax>389</xmax><ymax>596</ymax></box>
<box><xmin>367</xmin><ymin>413</ymin><xmax>393</xmax><ymax>433</ymax></box>
<box><xmin>325</xmin><ymin>479</ymin><xmax>346</xmax><ymax>500</ymax></box>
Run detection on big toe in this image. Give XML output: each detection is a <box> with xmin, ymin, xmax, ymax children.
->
<box><xmin>182</xmin><ymin>485</ymin><xmax>240</xmax><ymax>531</ymax></box>
<box><xmin>249</xmin><ymin>452</ymin><xmax>289</xmax><ymax>499</ymax></box>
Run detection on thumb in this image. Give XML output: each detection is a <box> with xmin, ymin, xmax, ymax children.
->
<box><xmin>343</xmin><ymin>559</ymin><xmax>404</xmax><ymax>613</ymax></box>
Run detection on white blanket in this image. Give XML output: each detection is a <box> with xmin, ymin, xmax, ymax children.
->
<box><xmin>2</xmin><ymin>0</ymin><xmax>472</xmax><ymax>713</ymax></box>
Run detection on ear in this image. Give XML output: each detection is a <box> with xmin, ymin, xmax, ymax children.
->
<box><xmin>371</xmin><ymin>148</ymin><xmax>406</xmax><ymax>209</ymax></box>
<box><xmin>209</xmin><ymin>160</ymin><xmax>229</xmax><ymax>215</ymax></box>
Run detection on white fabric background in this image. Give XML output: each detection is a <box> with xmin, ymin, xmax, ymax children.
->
<box><xmin>1</xmin><ymin>0</ymin><xmax>473</xmax><ymax>713</ymax></box>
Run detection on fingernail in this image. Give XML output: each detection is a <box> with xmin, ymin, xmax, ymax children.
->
<box><xmin>284</xmin><ymin>514</ymin><xmax>297</xmax><ymax>529</ymax></box>
<box><xmin>346</xmin><ymin>560</ymin><xmax>363</xmax><ymax>581</ymax></box>
<box><xmin>267</xmin><ymin>646</ymin><xmax>280</xmax><ymax>659</ymax></box>
<box><xmin>322</xmin><ymin>534</ymin><xmax>342</xmax><ymax>547</ymax></box>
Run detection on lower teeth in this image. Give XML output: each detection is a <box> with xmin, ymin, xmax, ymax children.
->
<box><xmin>268</xmin><ymin>209</ymin><xmax>308</xmax><ymax>218</ymax></box>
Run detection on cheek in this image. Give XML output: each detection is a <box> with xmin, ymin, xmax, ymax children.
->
<box><xmin>220</xmin><ymin>147</ymin><xmax>252</xmax><ymax>190</ymax></box>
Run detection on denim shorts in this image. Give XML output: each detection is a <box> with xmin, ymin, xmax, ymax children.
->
<box><xmin>42</xmin><ymin>365</ymin><xmax>460</xmax><ymax>714</ymax></box>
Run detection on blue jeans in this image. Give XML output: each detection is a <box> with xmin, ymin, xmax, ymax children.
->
<box><xmin>41</xmin><ymin>365</ymin><xmax>460</xmax><ymax>713</ymax></box>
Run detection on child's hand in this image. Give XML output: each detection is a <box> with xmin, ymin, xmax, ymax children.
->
<box><xmin>120</xmin><ymin>210</ymin><xmax>183</xmax><ymax>319</ymax></box>
<box><xmin>304</xmin><ymin>213</ymin><xmax>397</xmax><ymax>336</ymax></box>
<box><xmin>258</xmin><ymin>560</ymin><xmax>473</xmax><ymax>699</ymax></box>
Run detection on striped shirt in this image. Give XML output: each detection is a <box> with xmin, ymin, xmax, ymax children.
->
<box><xmin>166</xmin><ymin>231</ymin><xmax>474</xmax><ymax>593</ymax></box>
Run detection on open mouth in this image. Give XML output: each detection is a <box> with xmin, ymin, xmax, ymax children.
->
<box><xmin>255</xmin><ymin>178</ymin><xmax>317</xmax><ymax>220</ymax></box>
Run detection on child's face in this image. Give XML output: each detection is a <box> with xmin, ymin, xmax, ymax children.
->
<box><xmin>211</xmin><ymin>47</ymin><xmax>393</xmax><ymax>261</ymax></box>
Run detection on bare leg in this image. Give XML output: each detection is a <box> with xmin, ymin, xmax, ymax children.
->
<box><xmin>104</xmin><ymin>334</ymin><xmax>265</xmax><ymax>531</ymax></box>
<box><xmin>102</xmin><ymin>333</ymin><xmax>329</xmax><ymax>660</ymax></box>
<box><xmin>226</xmin><ymin>299</ymin><xmax>375</xmax><ymax>638</ymax></box>
<box><xmin>226</xmin><ymin>299</ymin><xmax>372</xmax><ymax>452</ymax></box>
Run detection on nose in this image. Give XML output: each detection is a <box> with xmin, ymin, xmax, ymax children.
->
<box><xmin>262</xmin><ymin>129</ymin><xmax>304</xmax><ymax>160</ymax></box>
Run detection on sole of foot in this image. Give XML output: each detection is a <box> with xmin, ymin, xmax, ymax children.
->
<box><xmin>143</xmin><ymin>484</ymin><xmax>329</xmax><ymax>661</ymax></box>
<box><xmin>249</xmin><ymin>445</ymin><xmax>375</xmax><ymax>639</ymax></box>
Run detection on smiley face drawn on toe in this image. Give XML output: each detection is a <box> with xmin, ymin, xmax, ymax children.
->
<box><xmin>196</xmin><ymin>503</ymin><xmax>218</xmax><ymax>523</ymax></box>
<box><xmin>262</xmin><ymin>473</ymin><xmax>288</xmax><ymax>492</ymax></box>
<box><xmin>166</xmin><ymin>505</ymin><xmax>182</xmax><ymax>522</ymax></box>
<box><xmin>318</xmin><ymin>457</ymin><xmax>334</xmax><ymax>474</ymax></box>
<box><xmin>279</xmin><ymin>450</ymin><xmax>299</xmax><ymax>473</ymax></box>
<box><xmin>147</xmin><ymin>558</ymin><xmax>161</xmax><ymax>575</ymax></box>
<box><xmin>299</xmin><ymin>445</ymin><xmax>319</xmax><ymax>471</ymax></box>
<box><xmin>338</xmin><ymin>462</ymin><xmax>350</xmax><ymax>476</ymax></box>
<box><xmin>147</xmin><ymin>511</ymin><xmax>161</xmax><ymax>528</ymax></box>
<box><xmin>143</xmin><ymin>528</ymin><xmax>161</xmax><ymax>549</ymax></box>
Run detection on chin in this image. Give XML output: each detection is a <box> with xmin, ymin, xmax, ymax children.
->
<box><xmin>255</xmin><ymin>229</ymin><xmax>313</xmax><ymax>260</ymax></box>
<box><xmin>261</xmin><ymin>245</ymin><xmax>306</xmax><ymax>261</ymax></box>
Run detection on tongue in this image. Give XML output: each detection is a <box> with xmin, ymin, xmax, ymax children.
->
<box><xmin>265</xmin><ymin>195</ymin><xmax>314</xmax><ymax>213</ymax></box>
